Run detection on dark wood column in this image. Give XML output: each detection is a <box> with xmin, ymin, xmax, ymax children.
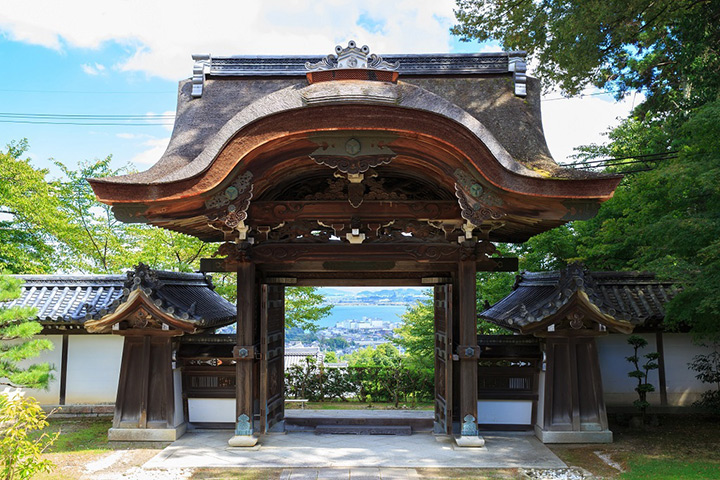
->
<box><xmin>538</xmin><ymin>334</ymin><xmax>611</xmax><ymax>443</ymax></box>
<box><xmin>457</xmin><ymin>257</ymin><xmax>481</xmax><ymax>440</ymax></box>
<box><xmin>109</xmin><ymin>332</ymin><xmax>184</xmax><ymax>441</ymax></box>
<box><xmin>229</xmin><ymin>259</ymin><xmax>259</xmax><ymax>446</ymax></box>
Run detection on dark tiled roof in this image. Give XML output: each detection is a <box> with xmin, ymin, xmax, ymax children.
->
<box><xmin>197</xmin><ymin>52</ymin><xmax>523</xmax><ymax>78</ymax></box>
<box><xmin>6</xmin><ymin>275</ymin><xmax>125</xmax><ymax>327</ymax></box>
<box><xmin>480</xmin><ymin>264</ymin><xmax>680</xmax><ymax>332</ymax></box>
<box><xmin>7</xmin><ymin>265</ymin><xmax>236</xmax><ymax>331</ymax></box>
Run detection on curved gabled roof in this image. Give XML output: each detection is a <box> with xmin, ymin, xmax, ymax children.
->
<box><xmin>88</xmin><ymin>48</ymin><xmax>621</xmax><ymax>244</ymax></box>
<box><xmin>480</xmin><ymin>264</ymin><xmax>680</xmax><ymax>334</ymax></box>
<box><xmin>7</xmin><ymin>265</ymin><xmax>236</xmax><ymax>333</ymax></box>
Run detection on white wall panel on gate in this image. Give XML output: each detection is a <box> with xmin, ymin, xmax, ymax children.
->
<box><xmin>478</xmin><ymin>400</ymin><xmax>533</xmax><ymax>425</ymax></box>
<box><xmin>188</xmin><ymin>398</ymin><xmax>236</xmax><ymax>423</ymax></box>
<box><xmin>65</xmin><ymin>335</ymin><xmax>123</xmax><ymax>404</ymax></box>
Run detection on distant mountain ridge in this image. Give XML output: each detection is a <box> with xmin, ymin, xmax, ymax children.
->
<box><xmin>317</xmin><ymin>287</ymin><xmax>425</xmax><ymax>304</ymax></box>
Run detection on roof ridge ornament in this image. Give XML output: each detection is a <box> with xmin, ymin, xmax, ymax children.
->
<box><xmin>305</xmin><ymin>40</ymin><xmax>399</xmax><ymax>72</ymax></box>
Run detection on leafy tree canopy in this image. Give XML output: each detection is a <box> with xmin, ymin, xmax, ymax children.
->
<box><xmin>284</xmin><ymin>287</ymin><xmax>333</xmax><ymax>332</ymax></box>
<box><xmin>454</xmin><ymin>0</ymin><xmax>720</xmax><ymax>339</ymax></box>
<box><xmin>453</xmin><ymin>0</ymin><xmax>720</xmax><ymax>114</ymax></box>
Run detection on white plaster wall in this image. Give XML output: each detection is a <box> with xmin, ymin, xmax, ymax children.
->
<box><xmin>173</xmin><ymin>368</ymin><xmax>184</xmax><ymax>427</ymax></box>
<box><xmin>65</xmin><ymin>335</ymin><xmax>123</xmax><ymax>404</ymax></box>
<box><xmin>597</xmin><ymin>333</ymin><xmax>716</xmax><ymax>407</ymax></box>
<box><xmin>478</xmin><ymin>400</ymin><xmax>533</xmax><ymax>425</ymax></box>
<box><xmin>663</xmin><ymin>334</ymin><xmax>714</xmax><ymax>406</ymax></box>
<box><xmin>535</xmin><ymin>370</ymin><xmax>545</xmax><ymax>429</ymax></box>
<box><xmin>188</xmin><ymin>398</ymin><xmax>236</xmax><ymax>423</ymax></box>
<box><xmin>16</xmin><ymin>335</ymin><xmax>63</xmax><ymax>405</ymax></box>
<box><xmin>597</xmin><ymin>334</ymin><xmax>660</xmax><ymax>406</ymax></box>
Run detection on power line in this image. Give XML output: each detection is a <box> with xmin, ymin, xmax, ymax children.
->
<box><xmin>0</xmin><ymin>111</ymin><xmax>175</xmax><ymax>126</ymax></box>
<box><xmin>0</xmin><ymin>112</ymin><xmax>174</xmax><ymax>119</ymax></box>
<box><xmin>0</xmin><ymin>89</ymin><xmax>170</xmax><ymax>94</ymax></box>
<box><xmin>0</xmin><ymin>114</ymin><xmax>174</xmax><ymax>119</ymax></box>
<box><xmin>0</xmin><ymin>119</ymin><xmax>173</xmax><ymax>126</ymax></box>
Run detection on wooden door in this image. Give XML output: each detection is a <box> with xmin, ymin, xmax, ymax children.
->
<box><xmin>260</xmin><ymin>284</ymin><xmax>285</xmax><ymax>433</ymax></box>
<box><xmin>434</xmin><ymin>284</ymin><xmax>453</xmax><ymax>435</ymax></box>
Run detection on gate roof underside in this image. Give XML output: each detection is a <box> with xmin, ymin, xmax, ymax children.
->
<box><xmin>89</xmin><ymin>47</ymin><xmax>621</xmax><ymax>246</ymax></box>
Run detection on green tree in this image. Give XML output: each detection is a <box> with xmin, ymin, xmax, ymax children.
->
<box><xmin>453</xmin><ymin>0</ymin><xmax>720</xmax><ymax>339</ymax></box>
<box><xmin>626</xmin><ymin>335</ymin><xmax>659</xmax><ymax>424</ymax></box>
<box><xmin>0</xmin><ymin>276</ymin><xmax>52</xmax><ymax>390</ymax></box>
<box><xmin>452</xmin><ymin>0</ymin><xmax>719</xmax><ymax>111</ymax></box>
<box><xmin>393</xmin><ymin>285</ymin><xmax>512</xmax><ymax>368</ymax></box>
<box><xmin>0</xmin><ymin>141</ymin><xmax>68</xmax><ymax>274</ymax></box>
<box><xmin>285</xmin><ymin>287</ymin><xmax>333</xmax><ymax>331</ymax></box>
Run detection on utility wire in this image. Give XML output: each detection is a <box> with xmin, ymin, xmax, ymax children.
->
<box><xmin>569</xmin><ymin>150</ymin><xmax>679</xmax><ymax>165</ymax></box>
<box><xmin>0</xmin><ymin>119</ymin><xmax>173</xmax><ymax>126</ymax></box>
<box><xmin>0</xmin><ymin>113</ymin><xmax>174</xmax><ymax>119</ymax></box>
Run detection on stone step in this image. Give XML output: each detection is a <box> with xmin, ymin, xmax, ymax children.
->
<box><xmin>286</xmin><ymin>416</ymin><xmax>433</xmax><ymax>432</ymax></box>
<box><xmin>315</xmin><ymin>425</ymin><xmax>412</xmax><ymax>435</ymax></box>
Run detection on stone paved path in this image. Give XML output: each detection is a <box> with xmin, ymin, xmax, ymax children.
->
<box><xmin>144</xmin><ymin>431</ymin><xmax>565</xmax><ymax>469</ymax></box>
<box><xmin>279</xmin><ymin>467</ymin><xmax>421</xmax><ymax>479</ymax></box>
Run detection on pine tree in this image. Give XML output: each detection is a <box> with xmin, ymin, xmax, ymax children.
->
<box><xmin>0</xmin><ymin>275</ymin><xmax>53</xmax><ymax>389</ymax></box>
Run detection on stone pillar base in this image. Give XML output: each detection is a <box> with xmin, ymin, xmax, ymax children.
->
<box><xmin>108</xmin><ymin>423</ymin><xmax>186</xmax><ymax>442</ymax></box>
<box><xmin>454</xmin><ymin>435</ymin><xmax>486</xmax><ymax>447</ymax></box>
<box><xmin>228</xmin><ymin>435</ymin><xmax>259</xmax><ymax>447</ymax></box>
<box><xmin>534</xmin><ymin>425</ymin><xmax>612</xmax><ymax>443</ymax></box>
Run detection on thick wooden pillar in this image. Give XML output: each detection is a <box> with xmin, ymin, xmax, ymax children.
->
<box><xmin>455</xmin><ymin>258</ymin><xmax>483</xmax><ymax>446</ymax></box>
<box><xmin>229</xmin><ymin>260</ymin><xmax>259</xmax><ymax>447</ymax></box>
<box><xmin>109</xmin><ymin>334</ymin><xmax>185</xmax><ymax>441</ymax></box>
<box><xmin>536</xmin><ymin>335</ymin><xmax>611</xmax><ymax>443</ymax></box>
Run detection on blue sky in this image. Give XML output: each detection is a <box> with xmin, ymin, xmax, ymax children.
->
<box><xmin>0</xmin><ymin>1</ymin><xmax>637</xmax><ymax>181</ymax></box>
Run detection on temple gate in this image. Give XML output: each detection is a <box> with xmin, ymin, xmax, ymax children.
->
<box><xmin>89</xmin><ymin>41</ymin><xmax>620</xmax><ymax>446</ymax></box>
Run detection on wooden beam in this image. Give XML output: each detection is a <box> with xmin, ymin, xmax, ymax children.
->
<box><xmin>59</xmin><ymin>334</ymin><xmax>68</xmax><ymax>406</ymax></box>
<box><xmin>200</xmin><ymin>245</ymin><xmax>518</xmax><ymax>272</ymax></box>
<box><xmin>249</xmin><ymin>200</ymin><xmax>461</xmax><ymax>223</ymax></box>
<box><xmin>656</xmin><ymin>331</ymin><xmax>668</xmax><ymax>406</ymax></box>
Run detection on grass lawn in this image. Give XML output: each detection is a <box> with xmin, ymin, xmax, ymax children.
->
<box><xmin>32</xmin><ymin>417</ymin><xmax>172</xmax><ymax>480</ymax></box>
<box><xmin>551</xmin><ymin>414</ymin><xmax>720</xmax><ymax>479</ymax></box>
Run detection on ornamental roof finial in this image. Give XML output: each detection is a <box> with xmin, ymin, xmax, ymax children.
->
<box><xmin>306</xmin><ymin>40</ymin><xmax>399</xmax><ymax>72</ymax></box>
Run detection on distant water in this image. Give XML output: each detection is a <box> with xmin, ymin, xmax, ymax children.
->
<box><xmin>318</xmin><ymin>304</ymin><xmax>411</xmax><ymax>329</ymax></box>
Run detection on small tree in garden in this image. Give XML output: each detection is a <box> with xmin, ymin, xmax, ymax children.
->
<box><xmin>688</xmin><ymin>345</ymin><xmax>720</xmax><ymax>414</ymax></box>
<box><xmin>626</xmin><ymin>335</ymin><xmax>659</xmax><ymax>424</ymax></box>
<box><xmin>0</xmin><ymin>390</ymin><xmax>57</xmax><ymax>480</ymax></box>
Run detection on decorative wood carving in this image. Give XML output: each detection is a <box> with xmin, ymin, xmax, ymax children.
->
<box><xmin>313</xmin><ymin>154</ymin><xmax>395</xmax><ymax>175</ymax></box>
<box><xmin>265</xmin><ymin>220</ymin><xmax>335</xmax><ymax>243</ymax></box>
<box><xmin>248</xmin><ymin>201</ymin><xmax>460</xmax><ymax>225</ymax></box>
<box><xmin>305</xmin><ymin>41</ymin><xmax>400</xmax><ymax>72</ymax></box>
<box><xmin>308</xmin><ymin>135</ymin><xmax>398</xmax><ymax>208</ymax></box>
<box><xmin>371</xmin><ymin>220</ymin><xmax>449</xmax><ymax>243</ymax></box>
<box><xmin>127</xmin><ymin>307</ymin><xmax>164</xmax><ymax>330</ymax></box>
<box><xmin>456</xmin><ymin>185</ymin><xmax>505</xmax><ymax>226</ymax></box>
<box><xmin>206</xmin><ymin>172</ymin><xmax>254</xmax><ymax>241</ymax></box>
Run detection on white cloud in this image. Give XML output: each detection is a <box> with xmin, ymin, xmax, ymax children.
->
<box><xmin>81</xmin><ymin>62</ymin><xmax>106</xmax><ymax>75</ymax></box>
<box><xmin>0</xmin><ymin>0</ymin><xmax>458</xmax><ymax>80</ymax></box>
<box><xmin>541</xmin><ymin>90</ymin><xmax>643</xmax><ymax>164</ymax></box>
<box><xmin>0</xmin><ymin>1</ymin><xmax>638</xmax><ymax>162</ymax></box>
<box><xmin>130</xmin><ymin>137</ymin><xmax>171</xmax><ymax>165</ymax></box>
